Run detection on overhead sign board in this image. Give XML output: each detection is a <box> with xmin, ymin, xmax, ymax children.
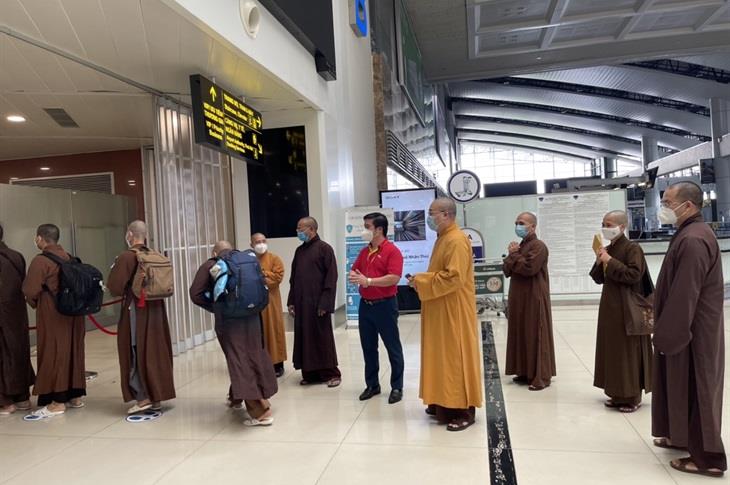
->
<box><xmin>189</xmin><ymin>74</ymin><xmax>263</xmax><ymax>163</ymax></box>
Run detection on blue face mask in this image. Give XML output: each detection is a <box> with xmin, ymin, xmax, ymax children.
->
<box><xmin>426</xmin><ymin>215</ymin><xmax>439</xmax><ymax>232</ymax></box>
<box><xmin>297</xmin><ymin>231</ymin><xmax>309</xmax><ymax>242</ymax></box>
<box><xmin>515</xmin><ymin>224</ymin><xmax>529</xmax><ymax>239</ymax></box>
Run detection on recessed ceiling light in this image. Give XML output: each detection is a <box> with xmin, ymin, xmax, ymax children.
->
<box><xmin>40</xmin><ymin>167</ymin><xmax>50</xmax><ymax>171</ymax></box>
<box><xmin>6</xmin><ymin>114</ymin><xmax>26</xmax><ymax>123</ymax></box>
<box><xmin>9</xmin><ymin>177</ymin><xmax>19</xmax><ymax>180</ymax></box>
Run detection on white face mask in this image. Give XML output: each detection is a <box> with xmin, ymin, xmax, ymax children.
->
<box><xmin>601</xmin><ymin>226</ymin><xmax>623</xmax><ymax>241</ymax></box>
<box><xmin>361</xmin><ymin>229</ymin><xmax>374</xmax><ymax>243</ymax></box>
<box><xmin>658</xmin><ymin>202</ymin><xmax>685</xmax><ymax>226</ymax></box>
<box><xmin>254</xmin><ymin>243</ymin><xmax>267</xmax><ymax>255</ymax></box>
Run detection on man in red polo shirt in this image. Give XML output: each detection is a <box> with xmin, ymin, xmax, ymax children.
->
<box><xmin>348</xmin><ymin>212</ymin><xmax>405</xmax><ymax>404</ymax></box>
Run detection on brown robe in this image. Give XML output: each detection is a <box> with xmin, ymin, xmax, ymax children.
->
<box><xmin>287</xmin><ymin>235</ymin><xmax>339</xmax><ymax>378</ymax></box>
<box><xmin>503</xmin><ymin>233</ymin><xmax>556</xmax><ymax>387</ymax></box>
<box><xmin>189</xmin><ymin>253</ymin><xmax>278</xmax><ymax>405</ymax></box>
<box><xmin>22</xmin><ymin>244</ymin><xmax>86</xmax><ymax>402</ymax></box>
<box><xmin>652</xmin><ymin>213</ymin><xmax>726</xmax><ymax>470</ymax></box>
<box><xmin>0</xmin><ymin>242</ymin><xmax>35</xmax><ymax>405</ymax></box>
<box><xmin>107</xmin><ymin>245</ymin><xmax>176</xmax><ymax>403</ymax></box>
<box><xmin>589</xmin><ymin>235</ymin><xmax>653</xmax><ymax>403</ymax></box>
<box><xmin>258</xmin><ymin>251</ymin><xmax>287</xmax><ymax>365</ymax></box>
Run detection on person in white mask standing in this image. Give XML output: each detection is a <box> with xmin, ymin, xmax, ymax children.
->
<box><xmin>250</xmin><ymin>233</ymin><xmax>287</xmax><ymax>377</ymax></box>
<box><xmin>651</xmin><ymin>182</ymin><xmax>726</xmax><ymax>477</ymax></box>
<box><xmin>589</xmin><ymin>210</ymin><xmax>653</xmax><ymax>414</ymax></box>
<box><xmin>348</xmin><ymin>212</ymin><xmax>404</xmax><ymax>403</ymax></box>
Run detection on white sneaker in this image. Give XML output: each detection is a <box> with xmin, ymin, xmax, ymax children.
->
<box><xmin>23</xmin><ymin>406</ymin><xmax>65</xmax><ymax>421</ymax></box>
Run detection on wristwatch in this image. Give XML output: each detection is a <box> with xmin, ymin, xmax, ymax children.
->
<box><xmin>366</xmin><ymin>277</ymin><xmax>372</xmax><ymax>287</ymax></box>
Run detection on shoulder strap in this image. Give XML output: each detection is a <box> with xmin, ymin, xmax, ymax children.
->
<box><xmin>42</xmin><ymin>252</ymin><xmax>66</xmax><ymax>266</ymax></box>
<box><xmin>0</xmin><ymin>252</ymin><xmax>23</xmax><ymax>279</ymax></box>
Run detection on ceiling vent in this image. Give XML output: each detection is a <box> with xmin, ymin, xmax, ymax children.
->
<box><xmin>43</xmin><ymin>108</ymin><xmax>79</xmax><ymax>128</ymax></box>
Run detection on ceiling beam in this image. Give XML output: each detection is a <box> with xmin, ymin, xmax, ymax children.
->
<box><xmin>458</xmin><ymin>138</ymin><xmax>593</xmax><ymax>161</ymax></box>
<box><xmin>472</xmin><ymin>0</ymin><xmax>724</xmax><ymax>34</ymax></box>
<box><xmin>694</xmin><ymin>2</ymin><xmax>730</xmax><ymax>31</ymax></box>
<box><xmin>615</xmin><ymin>0</ymin><xmax>656</xmax><ymax>41</ymax></box>
<box><xmin>540</xmin><ymin>0</ymin><xmax>571</xmax><ymax>49</ymax></box>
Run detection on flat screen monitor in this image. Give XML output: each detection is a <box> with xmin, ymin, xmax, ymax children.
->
<box><xmin>484</xmin><ymin>180</ymin><xmax>537</xmax><ymax>198</ymax></box>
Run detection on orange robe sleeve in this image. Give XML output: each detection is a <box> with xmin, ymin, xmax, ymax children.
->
<box><xmin>414</xmin><ymin>235</ymin><xmax>470</xmax><ymax>301</ymax></box>
<box><xmin>263</xmin><ymin>254</ymin><xmax>285</xmax><ymax>290</ymax></box>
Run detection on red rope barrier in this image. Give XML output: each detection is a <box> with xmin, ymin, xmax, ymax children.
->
<box><xmin>28</xmin><ymin>299</ymin><xmax>124</xmax><ymax>334</ymax></box>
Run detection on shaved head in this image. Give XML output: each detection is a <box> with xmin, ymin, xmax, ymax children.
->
<box><xmin>516</xmin><ymin>212</ymin><xmax>537</xmax><ymax>226</ymax></box>
<box><xmin>127</xmin><ymin>220</ymin><xmax>147</xmax><ymax>241</ymax></box>
<box><xmin>298</xmin><ymin>217</ymin><xmax>318</xmax><ymax>231</ymax></box>
<box><xmin>668</xmin><ymin>181</ymin><xmax>703</xmax><ymax>209</ymax></box>
<box><xmin>251</xmin><ymin>233</ymin><xmax>265</xmax><ymax>244</ymax></box>
<box><xmin>604</xmin><ymin>210</ymin><xmax>628</xmax><ymax>226</ymax></box>
<box><xmin>432</xmin><ymin>197</ymin><xmax>457</xmax><ymax>216</ymax></box>
<box><xmin>213</xmin><ymin>240</ymin><xmax>233</xmax><ymax>256</ymax></box>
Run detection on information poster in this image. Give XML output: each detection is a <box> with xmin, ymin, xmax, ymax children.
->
<box><xmin>537</xmin><ymin>192</ymin><xmax>610</xmax><ymax>294</ymax></box>
<box><xmin>344</xmin><ymin>206</ymin><xmax>394</xmax><ymax>327</ymax></box>
<box><xmin>380</xmin><ymin>188</ymin><xmax>437</xmax><ymax>285</ymax></box>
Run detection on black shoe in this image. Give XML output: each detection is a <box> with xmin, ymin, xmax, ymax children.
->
<box><xmin>359</xmin><ymin>386</ymin><xmax>381</xmax><ymax>401</ymax></box>
<box><xmin>274</xmin><ymin>363</ymin><xmax>285</xmax><ymax>378</ymax></box>
<box><xmin>388</xmin><ymin>389</ymin><xmax>403</xmax><ymax>404</ymax></box>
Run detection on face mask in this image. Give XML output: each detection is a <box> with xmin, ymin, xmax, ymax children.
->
<box><xmin>254</xmin><ymin>243</ymin><xmax>267</xmax><ymax>255</ymax></box>
<box><xmin>426</xmin><ymin>215</ymin><xmax>439</xmax><ymax>232</ymax></box>
<box><xmin>361</xmin><ymin>229</ymin><xmax>373</xmax><ymax>242</ymax></box>
<box><xmin>601</xmin><ymin>227</ymin><xmax>622</xmax><ymax>241</ymax></box>
<box><xmin>515</xmin><ymin>225</ymin><xmax>529</xmax><ymax>239</ymax></box>
<box><xmin>658</xmin><ymin>203</ymin><xmax>684</xmax><ymax>226</ymax></box>
<box><xmin>297</xmin><ymin>231</ymin><xmax>309</xmax><ymax>242</ymax></box>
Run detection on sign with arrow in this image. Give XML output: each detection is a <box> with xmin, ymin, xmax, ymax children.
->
<box><xmin>189</xmin><ymin>74</ymin><xmax>264</xmax><ymax>163</ymax></box>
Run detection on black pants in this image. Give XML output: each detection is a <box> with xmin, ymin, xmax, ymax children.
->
<box><xmin>358</xmin><ymin>297</ymin><xmax>404</xmax><ymax>390</ymax></box>
<box><xmin>37</xmin><ymin>388</ymin><xmax>86</xmax><ymax>406</ymax></box>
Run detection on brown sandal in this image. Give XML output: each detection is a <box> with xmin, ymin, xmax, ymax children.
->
<box><xmin>670</xmin><ymin>457</ymin><xmax>724</xmax><ymax>478</ymax></box>
<box><xmin>604</xmin><ymin>399</ymin><xmax>620</xmax><ymax>408</ymax></box>
<box><xmin>446</xmin><ymin>418</ymin><xmax>475</xmax><ymax>432</ymax></box>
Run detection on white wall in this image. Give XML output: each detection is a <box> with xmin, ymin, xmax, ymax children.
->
<box><xmin>181</xmin><ymin>0</ymin><xmax>381</xmax><ymax>309</ymax></box>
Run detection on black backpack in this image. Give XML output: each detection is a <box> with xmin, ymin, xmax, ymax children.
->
<box><xmin>214</xmin><ymin>249</ymin><xmax>269</xmax><ymax>319</ymax></box>
<box><xmin>43</xmin><ymin>252</ymin><xmax>104</xmax><ymax>316</ymax></box>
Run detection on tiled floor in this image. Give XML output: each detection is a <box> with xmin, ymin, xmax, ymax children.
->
<box><xmin>1</xmin><ymin>306</ymin><xmax>728</xmax><ymax>484</ymax></box>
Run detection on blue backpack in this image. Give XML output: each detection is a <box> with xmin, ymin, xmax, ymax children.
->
<box><xmin>214</xmin><ymin>249</ymin><xmax>269</xmax><ymax>319</ymax></box>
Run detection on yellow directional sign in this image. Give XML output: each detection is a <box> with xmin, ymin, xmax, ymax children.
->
<box><xmin>190</xmin><ymin>74</ymin><xmax>264</xmax><ymax>163</ymax></box>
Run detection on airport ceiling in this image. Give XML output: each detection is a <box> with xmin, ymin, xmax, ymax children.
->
<box><xmin>0</xmin><ymin>0</ymin><xmax>306</xmax><ymax>161</ymax></box>
<box><xmin>405</xmin><ymin>0</ymin><xmax>730</xmax><ymax>164</ymax></box>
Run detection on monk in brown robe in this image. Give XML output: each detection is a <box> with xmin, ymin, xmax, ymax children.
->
<box><xmin>503</xmin><ymin>212</ymin><xmax>556</xmax><ymax>391</ymax></box>
<box><xmin>190</xmin><ymin>241</ymin><xmax>278</xmax><ymax>426</ymax></box>
<box><xmin>589</xmin><ymin>210</ymin><xmax>652</xmax><ymax>413</ymax></box>
<box><xmin>251</xmin><ymin>232</ymin><xmax>287</xmax><ymax>377</ymax></box>
<box><xmin>408</xmin><ymin>198</ymin><xmax>483</xmax><ymax>431</ymax></box>
<box><xmin>287</xmin><ymin>217</ymin><xmax>340</xmax><ymax>387</ymax></box>
<box><xmin>652</xmin><ymin>182</ymin><xmax>726</xmax><ymax>477</ymax></box>
<box><xmin>22</xmin><ymin>224</ymin><xmax>85</xmax><ymax>418</ymax></box>
<box><xmin>107</xmin><ymin>221</ymin><xmax>175</xmax><ymax>414</ymax></box>
<box><xmin>0</xmin><ymin>224</ymin><xmax>35</xmax><ymax>415</ymax></box>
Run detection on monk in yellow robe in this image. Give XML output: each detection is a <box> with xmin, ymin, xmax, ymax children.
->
<box><xmin>251</xmin><ymin>233</ymin><xmax>287</xmax><ymax>377</ymax></box>
<box><xmin>409</xmin><ymin>197</ymin><xmax>483</xmax><ymax>431</ymax></box>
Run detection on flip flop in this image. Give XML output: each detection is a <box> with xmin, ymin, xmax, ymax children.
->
<box><xmin>670</xmin><ymin>457</ymin><xmax>724</xmax><ymax>478</ymax></box>
<box><xmin>127</xmin><ymin>403</ymin><xmax>153</xmax><ymax>415</ymax></box>
<box><xmin>67</xmin><ymin>400</ymin><xmax>85</xmax><ymax>409</ymax></box>
<box><xmin>0</xmin><ymin>405</ymin><xmax>17</xmax><ymax>416</ymax></box>
<box><xmin>125</xmin><ymin>410</ymin><xmax>162</xmax><ymax>423</ymax></box>
<box><xmin>23</xmin><ymin>406</ymin><xmax>65</xmax><ymax>421</ymax></box>
<box><xmin>243</xmin><ymin>416</ymin><xmax>274</xmax><ymax>427</ymax></box>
